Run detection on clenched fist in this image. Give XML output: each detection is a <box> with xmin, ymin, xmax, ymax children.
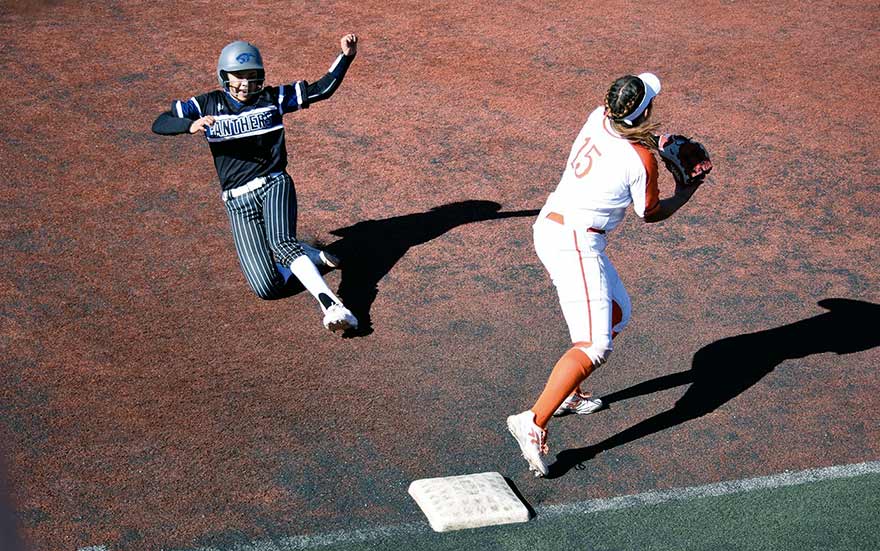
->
<box><xmin>341</xmin><ymin>33</ymin><xmax>358</xmax><ymax>56</ymax></box>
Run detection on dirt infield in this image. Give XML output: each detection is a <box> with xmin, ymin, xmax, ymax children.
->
<box><xmin>1</xmin><ymin>1</ymin><xmax>878</xmax><ymax>549</ymax></box>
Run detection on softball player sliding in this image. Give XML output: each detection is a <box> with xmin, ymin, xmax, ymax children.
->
<box><xmin>507</xmin><ymin>73</ymin><xmax>703</xmax><ymax>476</ymax></box>
<box><xmin>152</xmin><ymin>34</ymin><xmax>359</xmax><ymax>332</ymax></box>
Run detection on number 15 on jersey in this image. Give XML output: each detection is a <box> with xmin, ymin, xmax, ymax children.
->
<box><xmin>571</xmin><ymin>136</ymin><xmax>602</xmax><ymax>178</ymax></box>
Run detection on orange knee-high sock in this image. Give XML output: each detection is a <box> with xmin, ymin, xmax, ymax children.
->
<box><xmin>531</xmin><ymin>346</ymin><xmax>595</xmax><ymax>428</ymax></box>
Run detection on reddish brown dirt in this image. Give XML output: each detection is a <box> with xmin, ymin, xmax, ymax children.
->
<box><xmin>1</xmin><ymin>1</ymin><xmax>878</xmax><ymax>550</ymax></box>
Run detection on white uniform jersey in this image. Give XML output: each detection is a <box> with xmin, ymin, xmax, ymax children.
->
<box><xmin>543</xmin><ymin>106</ymin><xmax>660</xmax><ymax>233</ymax></box>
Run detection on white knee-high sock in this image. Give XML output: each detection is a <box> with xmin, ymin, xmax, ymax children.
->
<box><xmin>289</xmin><ymin>255</ymin><xmax>342</xmax><ymax>311</ymax></box>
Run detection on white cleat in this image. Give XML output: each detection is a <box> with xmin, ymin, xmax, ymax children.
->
<box><xmin>553</xmin><ymin>391</ymin><xmax>604</xmax><ymax>416</ymax></box>
<box><xmin>506</xmin><ymin>411</ymin><xmax>549</xmax><ymax>477</ymax></box>
<box><xmin>322</xmin><ymin>303</ymin><xmax>358</xmax><ymax>332</ymax></box>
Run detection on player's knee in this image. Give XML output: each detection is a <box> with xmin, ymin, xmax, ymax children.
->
<box><xmin>574</xmin><ymin>339</ymin><xmax>612</xmax><ymax>367</ymax></box>
<box><xmin>247</xmin><ymin>278</ymin><xmax>286</xmax><ymax>300</ymax></box>
<box><xmin>251</xmin><ymin>286</ymin><xmax>278</xmax><ymax>300</ymax></box>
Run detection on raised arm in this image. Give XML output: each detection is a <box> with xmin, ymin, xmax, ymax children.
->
<box><xmin>304</xmin><ymin>33</ymin><xmax>358</xmax><ymax>105</ymax></box>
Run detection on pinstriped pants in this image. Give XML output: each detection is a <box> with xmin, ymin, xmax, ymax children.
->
<box><xmin>223</xmin><ymin>172</ymin><xmax>306</xmax><ymax>299</ymax></box>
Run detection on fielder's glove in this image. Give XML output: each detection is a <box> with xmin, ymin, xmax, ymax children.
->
<box><xmin>658</xmin><ymin>134</ymin><xmax>713</xmax><ymax>186</ymax></box>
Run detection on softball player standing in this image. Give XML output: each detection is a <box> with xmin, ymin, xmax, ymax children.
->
<box><xmin>152</xmin><ymin>34</ymin><xmax>359</xmax><ymax>332</ymax></box>
<box><xmin>507</xmin><ymin>73</ymin><xmax>703</xmax><ymax>476</ymax></box>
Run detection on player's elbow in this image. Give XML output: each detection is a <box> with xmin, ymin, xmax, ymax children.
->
<box><xmin>642</xmin><ymin>206</ymin><xmax>665</xmax><ymax>223</ymax></box>
<box><xmin>151</xmin><ymin>112</ymin><xmax>191</xmax><ymax>135</ymax></box>
<box><xmin>643</xmin><ymin>212</ymin><xmax>664</xmax><ymax>223</ymax></box>
<box><xmin>150</xmin><ymin>112</ymin><xmax>171</xmax><ymax>132</ymax></box>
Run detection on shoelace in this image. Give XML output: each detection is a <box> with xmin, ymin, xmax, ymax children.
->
<box><xmin>569</xmin><ymin>390</ymin><xmax>596</xmax><ymax>405</ymax></box>
<box><xmin>528</xmin><ymin>428</ymin><xmax>549</xmax><ymax>455</ymax></box>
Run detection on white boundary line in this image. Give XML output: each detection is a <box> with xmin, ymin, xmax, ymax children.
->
<box><xmin>538</xmin><ymin>459</ymin><xmax>880</xmax><ymax>519</ymax></box>
<box><xmin>80</xmin><ymin>460</ymin><xmax>880</xmax><ymax>551</ymax></box>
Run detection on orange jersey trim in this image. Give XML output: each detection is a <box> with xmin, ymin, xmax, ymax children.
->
<box><xmin>633</xmin><ymin>143</ymin><xmax>660</xmax><ymax>217</ymax></box>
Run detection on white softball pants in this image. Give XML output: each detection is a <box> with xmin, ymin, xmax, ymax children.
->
<box><xmin>533</xmin><ymin>213</ymin><xmax>631</xmax><ymax>365</ymax></box>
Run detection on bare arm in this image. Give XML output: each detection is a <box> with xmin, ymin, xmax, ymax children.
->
<box><xmin>643</xmin><ymin>134</ymin><xmax>703</xmax><ymax>223</ymax></box>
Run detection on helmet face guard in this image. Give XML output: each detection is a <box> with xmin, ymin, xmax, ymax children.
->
<box><xmin>220</xmin><ymin>72</ymin><xmax>265</xmax><ymax>97</ymax></box>
<box><xmin>217</xmin><ymin>41</ymin><xmax>265</xmax><ymax>96</ymax></box>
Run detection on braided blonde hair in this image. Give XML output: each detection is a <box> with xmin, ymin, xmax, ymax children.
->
<box><xmin>605</xmin><ymin>75</ymin><xmax>661</xmax><ymax>150</ymax></box>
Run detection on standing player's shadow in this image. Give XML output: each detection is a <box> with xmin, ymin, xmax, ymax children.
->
<box><xmin>322</xmin><ymin>200</ymin><xmax>540</xmax><ymax>337</ymax></box>
<box><xmin>549</xmin><ymin>298</ymin><xmax>880</xmax><ymax>477</ymax></box>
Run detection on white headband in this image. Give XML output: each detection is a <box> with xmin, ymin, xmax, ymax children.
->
<box><xmin>621</xmin><ymin>72</ymin><xmax>661</xmax><ymax>125</ymax></box>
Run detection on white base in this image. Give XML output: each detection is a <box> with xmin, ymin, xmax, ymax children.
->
<box><xmin>408</xmin><ymin>471</ymin><xmax>530</xmax><ymax>532</ymax></box>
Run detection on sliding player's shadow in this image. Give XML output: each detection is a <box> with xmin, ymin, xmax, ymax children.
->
<box><xmin>549</xmin><ymin>298</ymin><xmax>880</xmax><ymax>478</ymax></box>
<box><xmin>322</xmin><ymin>200</ymin><xmax>540</xmax><ymax>337</ymax></box>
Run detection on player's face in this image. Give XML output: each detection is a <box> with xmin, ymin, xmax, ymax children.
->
<box><xmin>226</xmin><ymin>70</ymin><xmax>263</xmax><ymax>102</ymax></box>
